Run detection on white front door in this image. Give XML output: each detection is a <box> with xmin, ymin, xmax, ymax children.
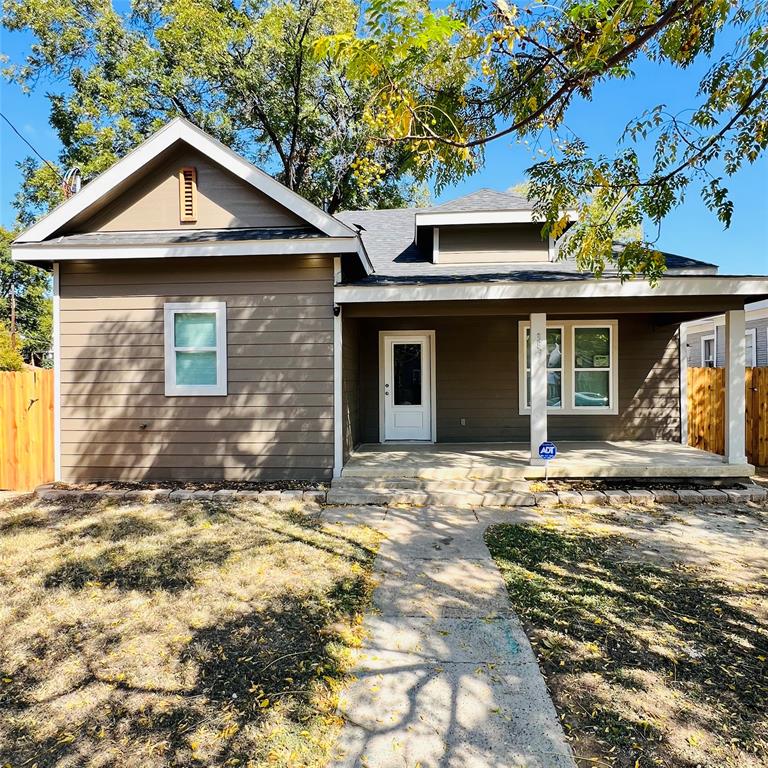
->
<box><xmin>382</xmin><ymin>333</ymin><xmax>433</xmax><ymax>441</ymax></box>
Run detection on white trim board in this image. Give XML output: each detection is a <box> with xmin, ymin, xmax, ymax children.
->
<box><xmin>336</xmin><ymin>276</ymin><xmax>768</xmax><ymax>303</ymax></box>
<box><xmin>14</xmin><ymin>117</ymin><xmax>356</xmax><ymax>243</ymax></box>
<box><xmin>678</xmin><ymin>325</ymin><xmax>687</xmax><ymax>444</ymax></box>
<box><xmin>13</xmin><ymin>237</ymin><xmax>361</xmax><ymax>263</ymax></box>
<box><xmin>52</xmin><ymin>263</ymin><xmax>61</xmax><ymax>482</ymax></box>
<box><xmin>415</xmin><ymin>210</ymin><xmax>578</xmax><ymax>226</ymax></box>
<box><xmin>333</xmin><ymin>256</ymin><xmax>343</xmax><ymax>478</ymax></box>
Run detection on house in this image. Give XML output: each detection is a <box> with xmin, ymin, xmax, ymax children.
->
<box><xmin>11</xmin><ymin>118</ymin><xmax>768</xmax><ymax>485</ymax></box>
<box><xmin>684</xmin><ymin>300</ymin><xmax>768</xmax><ymax>368</ymax></box>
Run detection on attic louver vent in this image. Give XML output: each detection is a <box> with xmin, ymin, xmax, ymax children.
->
<box><xmin>178</xmin><ymin>167</ymin><xmax>198</xmax><ymax>222</ymax></box>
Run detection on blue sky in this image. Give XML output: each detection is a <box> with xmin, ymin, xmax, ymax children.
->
<box><xmin>1</xmin><ymin>22</ymin><xmax>767</xmax><ymax>275</ymax></box>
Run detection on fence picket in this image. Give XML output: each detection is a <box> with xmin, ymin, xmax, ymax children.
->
<box><xmin>0</xmin><ymin>369</ymin><xmax>55</xmax><ymax>491</ymax></box>
<box><xmin>688</xmin><ymin>366</ymin><xmax>767</xmax><ymax>467</ymax></box>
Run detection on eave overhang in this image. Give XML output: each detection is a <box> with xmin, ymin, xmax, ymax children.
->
<box><xmin>334</xmin><ymin>275</ymin><xmax>768</xmax><ymax>304</ymax></box>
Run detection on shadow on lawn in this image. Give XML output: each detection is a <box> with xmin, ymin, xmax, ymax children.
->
<box><xmin>1</xmin><ymin>498</ymin><xmax>379</xmax><ymax>768</ymax></box>
<box><xmin>485</xmin><ymin>524</ymin><xmax>768</xmax><ymax>768</ymax></box>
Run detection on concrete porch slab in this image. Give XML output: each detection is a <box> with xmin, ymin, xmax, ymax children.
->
<box><xmin>343</xmin><ymin>440</ymin><xmax>754</xmax><ymax>480</ymax></box>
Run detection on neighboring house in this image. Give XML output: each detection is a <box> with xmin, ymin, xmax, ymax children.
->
<box><xmin>11</xmin><ymin>118</ymin><xmax>768</xmax><ymax>484</ymax></box>
<box><xmin>685</xmin><ymin>300</ymin><xmax>768</xmax><ymax>367</ymax></box>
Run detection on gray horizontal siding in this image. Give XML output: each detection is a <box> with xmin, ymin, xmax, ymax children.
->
<box><xmin>59</xmin><ymin>254</ymin><xmax>334</xmax><ymax>482</ymax></box>
<box><xmin>686</xmin><ymin>318</ymin><xmax>768</xmax><ymax>367</ymax></box>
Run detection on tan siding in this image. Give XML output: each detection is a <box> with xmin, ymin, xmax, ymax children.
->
<box><xmin>357</xmin><ymin>314</ymin><xmax>680</xmax><ymax>443</ymax></box>
<box><xmin>75</xmin><ymin>146</ymin><xmax>304</xmax><ymax>231</ymax></box>
<box><xmin>438</xmin><ymin>224</ymin><xmax>547</xmax><ymax>264</ymax></box>
<box><xmin>59</xmin><ymin>254</ymin><xmax>334</xmax><ymax>482</ymax></box>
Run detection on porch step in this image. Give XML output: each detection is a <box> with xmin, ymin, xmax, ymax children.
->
<box><xmin>334</xmin><ymin>476</ymin><xmax>532</xmax><ymax>493</ymax></box>
<box><xmin>327</xmin><ymin>479</ymin><xmax>536</xmax><ymax>508</ymax></box>
<box><xmin>340</xmin><ymin>463</ymin><xmax>530</xmax><ymax>481</ymax></box>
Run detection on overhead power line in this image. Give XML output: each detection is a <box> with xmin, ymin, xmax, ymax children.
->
<box><xmin>0</xmin><ymin>111</ymin><xmax>62</xmax><ymax>179</ymax></box>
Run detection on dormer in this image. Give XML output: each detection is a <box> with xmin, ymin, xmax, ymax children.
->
<box><xmin>415</xmin><ymin>189</ymin><xmax>575</xmax><ymax>264</ymax></box>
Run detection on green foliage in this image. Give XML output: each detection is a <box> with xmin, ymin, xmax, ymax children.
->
<box><xmin>2</xmin><ymin>0</ymin><xmax>426</xmax><ymax>218</ymax></box>
<box><xmin>322</xmin><ymin>0</ymin><xmax>768</xmax><ymax>280</ymax></box>
<box><xmin>0</xmin><ymin>228</ymin><xmax>52</xmax><ymax>365</ymax></box>
<box><xmin>0</xmin><ymin>321</ymin><xmax>24</xmax><ymax>371</ymax></box>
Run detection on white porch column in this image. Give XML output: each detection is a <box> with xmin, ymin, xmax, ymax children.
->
<box><xmin>333</xmin><ymin>257</ymin><xmax>344</xmax><ymax>478</ymax></box>
<box><xmin>678</xmin><ymin>324</ymin><xmax>688</xmax><ymax>445</ymax></box>
<box><xmin>724</xmin><ymin>308</ymin><xmax>747</xmax><ymax>465</ymax></box>
<box><xmin>529</xmin><ymin>312</ymin><xmax>548</xmax><ymax>465</ymax></box>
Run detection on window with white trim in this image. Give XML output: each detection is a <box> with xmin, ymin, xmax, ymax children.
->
<box><xmin>164</xmin><ymin>302</ymin><xmax>227</xmax><ymax>396</ymax></box>
<box><xmin>519</xmin><ymin>320</ymin><xmax>618</xmax><ymax>415</ymax></box>
<box><xmin>524</xmin><ymin>326</ymin><xmax>563</xmax><ymax>408</ymax></box>
<box><xmin>701</xmin><ymin>334</ymin><xmax>716</xmax><ymax>367</ymax></box>
<box><xmin>746</xmin><ymin>328</ymin><xmax>756</xmax><ymax>367</ymax></box>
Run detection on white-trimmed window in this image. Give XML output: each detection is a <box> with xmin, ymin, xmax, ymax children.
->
<box><xmin>701</xmin><ymin>334</ymin><xmax>716</xmax><ymax>367</ymax></box>
<box><xmin>519</xmin><ymin>319</ymin><xmax>618</xmax><ymax>415</ymax></box>
<box><xmin>746</xmin><ymin>328</ymin><xmax>756</xmax><ymax>367</ymax></box>
<box><xmin>164</xmin><ymin>302</ymin><xmax>227</xmax><ymax>396</ymax></box>
<box><xmin>523</xmin><ymin>326</ymin><xmax>563</xmax><ymax>408</ymax></box>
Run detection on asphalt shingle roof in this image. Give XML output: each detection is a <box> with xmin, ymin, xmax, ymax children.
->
<box><xmin>428</xmin><ymin>188</ymin><xmax>533</xmax><ymax>212</ymax></box>
<box><xmin>335</xmin><ymin>206</ymin><xmax>718</xmax><ymax>284</ymax></box>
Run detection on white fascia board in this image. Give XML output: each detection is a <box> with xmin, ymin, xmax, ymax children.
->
<box><xmin>414</xmin><ymin>209</ymin><xmax>579</xmax><ymax>227</ymax></box>
<box><xmin>11</xmin><ymin>237</ymin><xmax>360</xmax><ymax>262</ymax></box>
<box><xmin>356</xmin><ymin>240</ymin><xmax>374</xmax><ymax>275</ymax></box>
<box><xmin>15</xmin><ymin>117</ymin><xmax>356</xmax><ymax>243</ymax></box>
<box><xmin>335</xmin><ymin>276</ymin><xmax>768</xmax><ymax>303</ymax></box>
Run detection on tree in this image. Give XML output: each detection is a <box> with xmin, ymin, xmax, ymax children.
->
<box><xmin>0</xmin><ymin>228</ymin><xmax>52</xmax><ymax>365</ymax></box>
<box><xmin>320</xmin><ymin>0</ymin><xmax>768</xmax><ymax>280</ymax></box>
<box><xmin>2</xmin><ymin>0</ymin><xmax>427</xmax><ymax>222</ymax></box>
<box><xmin>0</xmin><ymin>321</ymin><xmax>25</xmax><ymax>372</ymax></box>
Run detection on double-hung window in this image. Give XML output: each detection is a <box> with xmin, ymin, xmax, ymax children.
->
<box><xmin>746</xmin><ymin>328</ymin><xmax>756</xmax><ymax>368</ymax></box>
<box><xmin>164</xmin><ymin>302</ymin><xmax>227</xmax><ymax>396</ymax></box>
<box><xmin>523</xmin><ymin>326</ymin><xmax>563</xmax><ymax>408</ymax></box>
<box><xmin>519</xmin><ymin>320</ymin><xmax>618</xmax><ymax>415</ymax></box>
<box><xmin>701</xmin><ymin>334</ymin><xmax>716</xmax><ymax>367</ymax></box>
<box><xmin>573</xmin><ymin>326</ymin><xmax>613</xmax><ymax>409</ymax></box>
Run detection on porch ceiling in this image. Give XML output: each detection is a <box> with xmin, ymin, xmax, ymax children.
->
<box><xmin>343</xmin><ymin>441</ymin><xmax>753</xmax><ymax>480</ymax></box>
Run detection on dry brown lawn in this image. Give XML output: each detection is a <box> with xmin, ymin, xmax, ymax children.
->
<box><xmin>0</xmin><ymin>494</ymin><xmax>381</xmax><ymax>768</ymax></box>
<box><xmin>486</xmin><ymin>504</ymin><xmax>768</xmax><ymax>768</ymax></box>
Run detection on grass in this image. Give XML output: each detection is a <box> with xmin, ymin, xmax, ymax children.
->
<box><xmin>485</xmin><ymin>518</ymin><xmax>768</xmax><ymax>768</ymax></box>
<box><xmin>0</xmin><ymin>494</ymin><xmax>381</xmax><ymax>768</ymax></box>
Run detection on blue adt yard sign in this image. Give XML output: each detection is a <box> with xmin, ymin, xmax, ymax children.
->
<box><xmin>538</xmin><ymin>441</ymin><xmax>557</xmax><ymax>480</ymax></box>
<box><xmin>538</xmin><ymin>442</ymin><xmax>557</xmax><ymax>460</ymax></box>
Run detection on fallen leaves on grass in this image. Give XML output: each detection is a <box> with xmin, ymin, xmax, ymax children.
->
<box><xmin>485</xmin><ymin>522</ymin><xmax>768</xmax><ymax>768</ymax></box>
<box><xmin>0</xmin><ymin>496</ymin><xmax>380</xmax><ymax>767</ymax></box>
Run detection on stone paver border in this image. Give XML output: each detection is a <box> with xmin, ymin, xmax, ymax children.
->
<box><xmin>33</xmin><ymin>483</ymin><xmax>767</xmax><ymax>507</ymax></box>
<box><xmin>34</xmin><ymin>485</ymin><xmax>328</xmax><ymax>505</ymax></box>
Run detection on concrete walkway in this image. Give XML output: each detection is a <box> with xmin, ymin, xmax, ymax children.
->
<box><xmin>325</xmin><ymin>505</ymin><xmax>576</xmax><ymax>768</ymax></box>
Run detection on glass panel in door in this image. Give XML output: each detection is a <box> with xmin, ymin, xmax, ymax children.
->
<box><xmin>393</xmin><ymin>343</ymin><xmax>422</xmax><ymax>405</ymax></box>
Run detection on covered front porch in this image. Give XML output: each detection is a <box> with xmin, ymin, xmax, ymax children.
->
<box><xmin>336</xmin><ymin>294</ymin><xmax>756</xmax><ymax>480</ymax></box>
<box><xmin>342</xmin><ymin>440</ymin><xmax>753</xmax><ymax>480</ymax></box>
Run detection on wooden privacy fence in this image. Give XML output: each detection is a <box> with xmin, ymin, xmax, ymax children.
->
<box><xmin>688</xmin><ymin>366</ymin><xmax>768</xmax><ymax>467</ymax></box>
<box><xmin>0</xmin><ymin>368</ymin><xmax>54</xmax><ymax>491</ymax></box>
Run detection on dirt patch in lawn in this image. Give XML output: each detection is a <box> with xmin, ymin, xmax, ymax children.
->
<box><xmin>0</xmin><ymin>495</ymin><xmax>381</xmax><ymax>768</ymax></box>
<box><xmin>485</xmin><ymin>510</ymin><xmax>768</xmax><ymax>768</ymax></box>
